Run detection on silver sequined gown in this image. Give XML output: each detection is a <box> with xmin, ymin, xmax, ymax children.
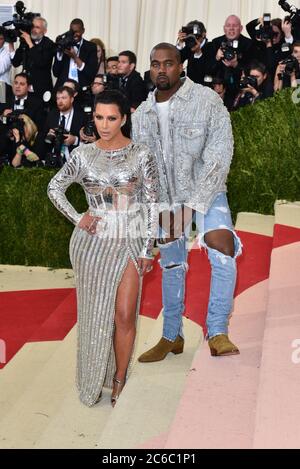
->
<box><xmin>48</xmin><ymin>142</ymin><xmax>158</xmax><ymax>407</ymax></box>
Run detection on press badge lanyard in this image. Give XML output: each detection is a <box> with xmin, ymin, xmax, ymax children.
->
<box><xmin>69</xmin><ymin>41</ymin><xmax>83</xmax><ymax>81</ymax></box>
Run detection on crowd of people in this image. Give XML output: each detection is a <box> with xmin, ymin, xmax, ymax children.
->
<box><xmin>1</xmin><ymin>7</ymin><xmax>299</xmax><ymax>408</ymax></box>
<box><xmin>1</xmin><ymin>10</ymin><xmax>300</xmax><ymax>168</ymax></box>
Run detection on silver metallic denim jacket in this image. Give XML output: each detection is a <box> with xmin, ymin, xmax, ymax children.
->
<box><xmin>132</xmin><ymin>77</ymin><xmax>234</xmax><ymax>215</ymax></box>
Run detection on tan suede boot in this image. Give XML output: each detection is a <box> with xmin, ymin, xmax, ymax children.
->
<box><xmin>208</xmin><ymin>334</ymin><xmax>240</xmax><ymax>357</ymax></box>
<box><xmin>138</xmin><ymin>336</ymin><xmax>184</xmax><ymax>363</ymax></box>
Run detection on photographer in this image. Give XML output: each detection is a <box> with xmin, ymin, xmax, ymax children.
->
<box><xmin>107</xmin><ymin>56</ymin><xmax>119</xmax><ymax>76</ymax></box>
<box><xmin>53</xmin><ymin>18</ymin><xmax>98</xmax><ymax>91</ymax></box>
<box><xmin>274</xmin><ymin>42</ymin><xmax>300</xmax><ymax>91</ymax></box>
<box><xmin>0</xmin><ymin>72</ymin><xmax>44</xmax><ymax>129</ymax></box>
<box><xmin>176</xmin><ymin>20</ymin><xmax>212</xmax><ymax>85</ymax></box>
<box><xmin>232</xmin><ymin>61</ymin><xmax>274</xmax><ymax>111</ymax></box>
<box><xmin>278</xmin><ymin>0</ymin><xmax>300</xmax><ymax>42</ymax></box>
<box><xmin>79</xmin><ymin>75</ymin><xmax>106</xmax><ymax>143</ymax></box>
<box><xmin>37</xmin><ymin>86</ymin><xmax>86</xmax><ymax>165</ymax></box>
<box><xmin>246</xmin><ymin>17</ymin><xmax>291</xmax><ymax>79</ymax></box>
<box><xmin>10</xmin><ymin>114</ymin><xmax>40</xmax><ymax>168</ymax></box>
<box><xmin>211</xmin><ymin>77</ymin><xmax>233</xmax><ymax>111</ymax></box>
<box><xmin>208</xmin><ymin>15</ymin><xmax>255</xmax><ymax>101</ymax></box>
<box><xmin>118</xmin><ymin>50</ymin><xmax>147</xmax><ymax>111</ymax></box>
<box><xmin>10</xmin><ymin>17</ymin><xmax>55</xmax><ymax>99</ymax></box>
<box><xmin>0</xmin><ymin>28</ymin><xmax>13</xmax><ymax>102</ymax></box>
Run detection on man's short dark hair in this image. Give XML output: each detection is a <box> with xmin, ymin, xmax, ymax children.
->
<box><xmin>248</xmin><ymin>60</ymin><xmax>268</xmax><ymax>76</ymax></box>
<box><xmin>107</xmin><ymin>56</ymin><xmax>119</xmax><ymax>63</ymax></box>
<box><xmin>292</xmin><ymin>42</ymin><xmax>300</xmax><ymax>51</ymax></box>
<box><xmin>56</xmin><ymin>86</ymin><xmax>75</xmax><ymax>98</ymax></box>
<box><xmin>70</xmin><ymin>18</ymin><xmax>84</xmax><ymax>30</ymax></box>
<box><xmin>14</xmin><ymin>72</ymin><xmax>31</xmax><ymax>85</ymax></box>
<box><xmin>150</xmin><ymin>43</ymin><xmax>182</xmax><ymax>64</ymax></box>
<box><xmin>64</xmin><ymin>78</ymin><xmax>80</xmax><ymax>93</ymax></box>
<box><xmin>119</xmin><ymin>51</ymin><xmax>137</xmax><ymax>65</ymax></box>
<box><xmin>186</xmin><ymin>20</ymin><xmax>206</xmax><ymax>35</ymax></box>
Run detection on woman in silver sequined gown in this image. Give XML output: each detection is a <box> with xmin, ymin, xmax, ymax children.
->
<box><xmin>48</xmin><ymin>91</ymin><xmax>158</xmax><ymax>407</ymax></box>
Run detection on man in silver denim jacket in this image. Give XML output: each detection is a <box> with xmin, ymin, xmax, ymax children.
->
<box><xmin>132</xmin><ymin>43</ymin><xmax>242</xmax><ymax>359</ymax></box>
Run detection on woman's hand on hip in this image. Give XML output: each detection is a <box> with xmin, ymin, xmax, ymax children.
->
<box><xmin>78</xmin><ymin>213</ymin><xmax>102</xmax><ymax>235</ymax></box>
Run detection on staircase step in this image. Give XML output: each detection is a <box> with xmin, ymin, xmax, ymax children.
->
<box><xmin>98</xmin><ymin>316</ymin><xmax>203</xmax><ymax>449</ymax></box>
<box><xmin>0</xmin><ymin>328</ymin><xmax>78</xmax><ymax>448</ymax></box>
<box><xmin>163</xmin><ymin>213</ymin><xmax>275</xmax><ymax>449</ymax></box>
<box><xmin>253</xmin><ymin>202</ymin><xmax>300</xmax><ymax>449</ymax></box>
<box><xmin>165</xmin><ymin>279</ymin><xmax>269</xmax><ymax>449</ymax></box>
<box><xmin>235</xmin><ymin>213</ymin><xmax>275</xmax><ymax>237</ymax></box>
<box><xmin>0</xmin><ymin>341</ymin><xmax>60</xmax><ymax>423</ymax></box>
<box><xmin>21</xmin><ymin>316</ymin><xmax>156</xmax><ymax>449</ymax></box>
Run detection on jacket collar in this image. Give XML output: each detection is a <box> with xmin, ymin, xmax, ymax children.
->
<box><xmin>144</xmin><ymin>77</ymin><xmax>194</xmax><ymax>113</ymax></box>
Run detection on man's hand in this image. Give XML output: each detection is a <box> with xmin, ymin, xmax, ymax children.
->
<box><xmin>223</xmin><ymin>54</ymin><xmax>238</xmax><ymax>68</ymax></box>
<box><xmin>12</xmin><ymin>128</ymin><xmax>21</xmax><ymax>143</ymax></box>
<box><xmin>79</xmin><ymin>127</ymin><xmax>97</xmax><ymax>143</ymax></box>
<box><xmin>276</xmin><ymin>62</ymin><xmax>287</xmax><ymax>75</ymax></box>
<box><xmin>159</xmin><ymin>206</ymin><xmax>194</xmax><ymax>243</ymax></box>
<box><xmin>243</xmin><ymin>85</ymin><xmax>259</xmax><ymax>97</ymax></box>
<box><xmin>216</xmin><ymin>48</ymin><xmax>224</xmax><ymax>61</ymax></box>
<box><xmin>191</xmin><ymin>37</ymin><xmax>202</xmax><ymax>55</ymax></box>
<box><xmin>282</xmin><ymin>19</ymin><xmax>292</xmax><ymax>39</ymax></box>
<box><xmin>3</xmin><ymin>109</ymin><xmax>13</xmax><ymax>117</ymax></box>
<box><xmin>64</xmin><ymin>48</ymin><xmax>77</xmax><ymax>59</ymax></box>
<box><xmin>177</xmin><ymin>30</ymin><xmax>187</xmax><ymax>43</ymax></box>
<box><xmin>63</xmin><ymin>134</ymin><xmax>77</xmax><ymax>146</ymax></box>
<box><xmin>20</xmin><ymin>30</ymin><xmax>34</xmax><ymax>48</ymax></box>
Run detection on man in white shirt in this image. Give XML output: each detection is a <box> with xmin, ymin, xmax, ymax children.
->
<box><xmin>53</xmin><ymin>19</ymin><xmax>98</xmax><ymax>92</ymax></box>
<box><xmin>39</xmin><ymin>86</ymin><xmax>86</xmax><ymax>165</ymax></box>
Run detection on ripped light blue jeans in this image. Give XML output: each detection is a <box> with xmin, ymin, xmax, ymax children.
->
<box><xmin>158</xmin><ymin>192</ymin><xmax>242</xmax><ymax>341</ymax></box>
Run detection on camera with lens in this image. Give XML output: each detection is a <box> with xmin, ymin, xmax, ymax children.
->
<box><xmin>181</xmin><ymin>23</ymin><xmax>205</xmax><ymax>49</ymax></box>
<box><xmin>255</xmin><ymin>13</ymin><xmax>275</xmax><ymax>42</ymax></box>
<box><xmin>44</xmin><ymin>120</ymin><xmax>68</xmax><ymax>168</ymax></box>
<box><xmin>1</xmin><ymin>1</ymin><xmax>40</xmax><ymax>43</ymax></box>
<box><xmin>55</xmin><ymin>30</ymin><xmax>77</xmax><ymax>53</ymax></box>
<box><xmin>0</xmin><ymin>112</ymin><xmax>25</xmax><ymax>141</ymax></box>
<box><xmin>0</xmin><ymin>25</ymin><xmax>18</xmax><ymax>43</ymax></box>
<box><xmin>278</xmin><ymin>55</ymin><xmax>300</xmax><ymax>79</ymax></box>
<box><xmin>278</xmin><ymin>0</ymin><xmax>300</xmax><ymax>26</ymax></box>
<box><xmin>80</xmin><ymin>86</ymin><xmax>96</xmax><ymax>139</ymax></box>
<box><xmin>83</xmin><ymin>106</ymin><xmax>96</xmax><ymax>138</ymax></box>
<box><xmin>221</xmin><ymin>40</ymin><xmax>239</xmax><ymax>61</ymax></box>
<box><xmin>239</xmin><ymin>75</ymin><xmax>258</xmax><ymax>90</ymax></box>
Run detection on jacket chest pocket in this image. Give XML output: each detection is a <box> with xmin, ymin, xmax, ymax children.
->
<box><xmin>176</xmin><ymin>126</ymin><xmax>206</xmax><ymax>156</ymax></box>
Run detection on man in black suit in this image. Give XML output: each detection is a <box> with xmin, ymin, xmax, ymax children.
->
<box><xmin>118</xmin><ymin>50</ymin><xmax>147</xmax><ymax>111</ymax></box>
<box><xmin>53</xmin><ymin>18</ymin><xmax>98</xmax><ymax>92</ymax></box>
<box><xmin>0</xmin><ymin>72</ymin><xmax>45</xmax><ymax>160</ymax></box>
<box><xmin>208</xmin><ymin>15</ymin><xmax>255</xmax><ymax>100</ymax></box>
<box><xmin>37</xmin><ymin>86</ymin><xmax>86</xmax><ymax>164</ymax></box>
<box><xmin>176</xmin><ymin>20</ymin><xmax>213</xmax><ymax>85</ymax></box>
<box><xmin>0</xmin><ymin>72</ymin><xmax>45</xmax><ymax>129</ymax></box>
<box><xmin>11</xmin><ymin>17</ymin><xmax>56</xmax><ymax>99</ymax></box>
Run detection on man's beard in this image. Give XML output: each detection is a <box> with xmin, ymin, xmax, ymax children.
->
<box><xmin>156</xmin><ymin>80</ymin><xmax>171</xmax><ymax>90</ymax></box>
<box><xmin>31</xmin><ymin>33</ymin><xmax>43</xmax><ymax>41</ymax></box>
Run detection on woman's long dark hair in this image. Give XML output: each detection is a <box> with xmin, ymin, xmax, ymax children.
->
<box><xmin>94</xmin><ymin>90</ymin><xmax>132</xmax><ymax>138</ymax></box>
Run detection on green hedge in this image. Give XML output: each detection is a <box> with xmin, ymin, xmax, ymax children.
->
<box><xmin>228</xmin><ymin>88</ymin><xmax>300</xmax><ymax>216</ymax></box>
<box><xmin>0</xmin><ymin>168</ymin><xmax>87</xmax><ymax>268</ymax></box>
<box><xmin>1</xmin><ymin>88</ymin><xmax>300</xmax><ymax>268</ymax></box>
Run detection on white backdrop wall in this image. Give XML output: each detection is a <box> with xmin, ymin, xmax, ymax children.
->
<box><xmin>1</xmin><ymin>0</ymin><xmax>300</xmax><ymax>73</ymax></box>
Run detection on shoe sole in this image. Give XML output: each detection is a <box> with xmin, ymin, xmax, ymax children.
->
<box><xmin>138</xmin><ymin>347</ymin><xmax>184</xmax><ymax>363</ymax></box>
<box><xmin>210</xmin><ymin>349</ymin><xmax>240</xmax><ymax>357</ymax></box>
